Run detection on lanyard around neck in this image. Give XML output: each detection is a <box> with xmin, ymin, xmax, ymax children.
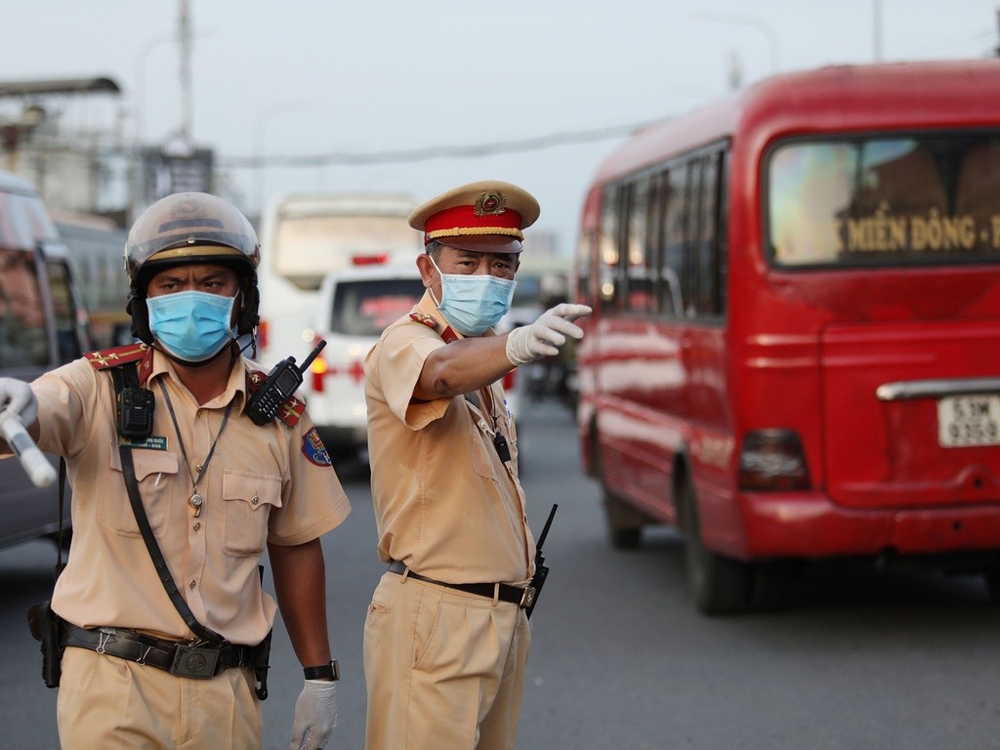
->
<box><xmin>157</xmin><ymin>379</ymin><xmax>234</xmax><ymax>489</ymax></box>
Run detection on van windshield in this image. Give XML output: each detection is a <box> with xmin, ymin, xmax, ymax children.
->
<box><xmin>767</xmin><ymin>132</ymin><xmax>1000</xmax><ymax>267</ymax></box>
<box><xmin>330</xmin><ymin>278</ymin><xmax>426</xmax><ymax>336</ymax></box>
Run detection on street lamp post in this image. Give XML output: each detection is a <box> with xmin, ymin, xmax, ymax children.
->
<box><xmin>133</xmin><ymin>27</ymin><xmax>215</xmax><ymax>148</ymax></box>
<box><xmin>133</xmin><ymin>32</ymin><xmax>176</xmax><ymax>152</ymax></box>
<box><xmin>692</xmin><ymin>12</ymin><xmax>781</xmax><ymax>76</ymax></box>
<box><xmin>253</xmin><ymin>102</ymin><xmax>307</xmax><ymax>217</ymax></box>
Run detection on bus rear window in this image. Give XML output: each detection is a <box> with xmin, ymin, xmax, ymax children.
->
<box><xmin>767</xmin><ymin>134</ymin><xmax>1000</xmax><ymax>267</ymax></box>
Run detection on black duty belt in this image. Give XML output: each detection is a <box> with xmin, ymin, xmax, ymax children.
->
<box><xmin>388</xmin><ymin>560</ymin><xmax>536</xmax><ymax>609</ymax></box>
<box><xmin>61</xmin><ymin>623</ymin><xmax>254</xmax><ymax>679</ymax></box>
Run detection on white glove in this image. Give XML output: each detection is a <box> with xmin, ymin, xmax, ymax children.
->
<box><xmin>505</xmin><ymin>303</ymin><xmax>593</xmax><ymax>366</ymax></box>
<box><xmin>289</xmin><ymin>679</ymin><xmax>337</xmax><ymax>750</ymax></box>
<box><xmin>0</xmin><ymin>378</ymin><xmax>38</xmax><ymax>428</ymax></box>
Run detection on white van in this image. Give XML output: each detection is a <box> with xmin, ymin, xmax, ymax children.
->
<box><xmin>304</xmin><ymin>265</ymin><xmax>426</xmax><ymax>456</ymax></box>
<box><xmin>0</xmin><ymin>171</ymin><xmax>92</xmax><ymax>549</ymax></box>
<box><xmin>254</xmin><ymin>192</ymin><xmax>422</xmax><ymax>370</ymax></box>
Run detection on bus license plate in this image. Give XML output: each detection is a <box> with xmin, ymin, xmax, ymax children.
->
<box><xmin>937</xmin><ymin>395</ymin><xmax>1000</xmax><ymax>447</ymax></box>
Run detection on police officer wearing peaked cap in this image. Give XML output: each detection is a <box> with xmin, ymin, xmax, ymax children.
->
<box><xmin>0</xmin><ymin>192</ymin><xmax>351</xmax><ymax>750</ymax></box>
<box><xmin>362</xmin><ymin>179</ymin><xmax>591</xmax><ymax>749</ymax></box>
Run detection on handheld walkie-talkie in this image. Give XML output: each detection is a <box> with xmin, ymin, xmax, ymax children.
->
<box><xmin>246</xmin><ymin>340</ymin><xmax>326</xmax><ymax>426</ymax></box>
<box><xmin>525</xmin><ymin>503</ymin><xmax>558</xmax><ymax>619</ymax></box>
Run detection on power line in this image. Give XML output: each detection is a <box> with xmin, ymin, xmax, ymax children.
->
<box><xmin>217</xmin><ymin>118</ymin><xmax>666</xmax><ymax>169</ymax></box>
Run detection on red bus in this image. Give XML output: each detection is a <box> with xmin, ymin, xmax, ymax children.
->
<box><xmin>574</xmin><ymin>60</ymin><xmax>1000</xmax><ymax>614</ymax></box>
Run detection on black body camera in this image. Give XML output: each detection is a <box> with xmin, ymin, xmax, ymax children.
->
<box><xmin>246</xmin><ymin>341</ymin><xmax>326</xmax><ymax>426</ymax></box>
<box><xmin>118</xmin><ymin>386</ymin><xmax>155</xmax><ymax>441</ymax></box>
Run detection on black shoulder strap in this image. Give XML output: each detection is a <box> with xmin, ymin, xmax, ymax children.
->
<box><xmin>110</xmin><ymin>363</ymin><xmax>223</xmax><ymax>644</ymax></box>
<box><xmin>53</xmin><ymin>459</ymin><xmax>66</xmax><ymax>580</ymax></box>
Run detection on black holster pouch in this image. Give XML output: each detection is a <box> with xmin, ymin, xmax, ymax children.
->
<box><xmin>251</xmin><ymin>629</ymin><xmax>272</xmax><ymax>701</ymax></box>
<box><xmin>27</xmin><ymin>600</ymin><xmax>65</xmax><ymax>689</ymax></box>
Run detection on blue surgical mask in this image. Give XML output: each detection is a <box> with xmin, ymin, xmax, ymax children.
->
<box><xmin>146</xmin><ymin>291</ymin><xmax>237</xmax><ymax>363</ymax></box>
<box><xmin>429</xmin><ymin>256</ymin><xmax>517</xmax><ymax>337</ymax></box>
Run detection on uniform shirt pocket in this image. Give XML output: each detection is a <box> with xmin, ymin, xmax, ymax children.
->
<box><xmin>105</xmin><ymin>447</ymin><xmax>180</xmax><ymax>537</ymax></box>
<box><xmin>470</xmin><ymin>414</ymin><xmax>502</xmax><ymax>482</ymax></box>
<box><xmin>222</xmin><ymin>470</ymin><xmax>282</xmax><ymax>557</ymax></box>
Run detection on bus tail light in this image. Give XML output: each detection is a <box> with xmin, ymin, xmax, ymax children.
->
<box><xmin>311</xmin><ymin>351</ymin><xmax>328</xmax><ymax>392</ymax></box>
<box><xmin>738</xmin><ymin>429</ymin><xmax>810</xmax><ymax>491</ymax></box>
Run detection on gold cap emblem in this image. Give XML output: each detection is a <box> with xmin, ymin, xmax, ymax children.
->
<box><xmin>474</xmin><ymin>191</ymin><xmax>507</xmax><ymax>217</ymax></box>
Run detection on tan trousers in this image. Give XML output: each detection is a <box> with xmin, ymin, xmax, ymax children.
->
<box><xmin>364</xmin><ymin>572</ymin><xmax>531</xmax><ymax>750</ymax></box>
<box><xmin>57</xmin><ymin>646</ymin><xmax>262</xmax><ymax>749</ymax></box>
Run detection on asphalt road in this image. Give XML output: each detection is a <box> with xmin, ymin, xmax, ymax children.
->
<box><xmin>2</xmin><ymin>398</ymin><xmax>1000</xmax><ymax>749</ymax></box>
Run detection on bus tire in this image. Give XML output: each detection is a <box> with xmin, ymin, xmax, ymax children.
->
<box><xmin>602</xmin><ymin>489</ymin><xmax>643</xmax><ymax>549</ymax></box>
<box><xmin>591</xmin><ymin>426</ymin><xmax>645</xmax><ymax>549</ymax></box>
<box><xmin>751</xmin><ymin>560</ymin><xmax>797</xmax><ymax>612</ymax></box>
<box><xmin>984</xmin><ymin>556</ymin><xmax>1000</xmax><ymax>605</ymax></box>
<box><xmin>680</xmin><ymin>478</ymin><xmax>750</xmax><ymax>615</ymax></box>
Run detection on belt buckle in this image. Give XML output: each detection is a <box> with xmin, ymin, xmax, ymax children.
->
<box><xmin>519</xmin><ymin>586</ymin><xmax>537</xmax><ymax>609</ymax></box>
<box><xmin>170</xmin><ymin>643</ymin><xmax>219</xmax><ymax>679</ymax></box>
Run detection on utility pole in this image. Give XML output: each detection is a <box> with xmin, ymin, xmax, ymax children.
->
<box><xmin>995</xmin><ymin>7</ymin><xmax>1000</xmax><ymax>57</ymax></box>
<box><xmin>178</xmin><ymin>0</ymin><xmax>193</xmax><ymax>153</ymax></box>
<box><xmin>873</xmin><ymin>0</ymin><xmax>883</xmax><ymax>62</ymax></box>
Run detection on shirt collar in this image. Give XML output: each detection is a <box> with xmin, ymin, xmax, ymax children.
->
<box><xmin>148</xmin><ymin>347</ymin><xmax>249</xmax><ymax>407</ymax></box>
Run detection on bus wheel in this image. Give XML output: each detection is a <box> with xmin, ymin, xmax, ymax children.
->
<box><xmin>984</xmin><ymin>556</ymin><xmax>1000</xmax><ymax>605</ymax></box>
<box><xmin>680</xmin><ymin>479</ymin><xmax>750</xmax><ymax>615</ymax></box>
<box><xmin>602</xmin><ymin>489</ymin><xmax>643</xmax><ymax>549</ymax></box>
<box><xmin>591</xmin><ymin>428</ymin><xmax>645</xmax><ymax>548</ymax></box>
<box><xmin>751</xmin><ymin>561</ymin><xmax>798</xmax><ymax>612</ymax></box>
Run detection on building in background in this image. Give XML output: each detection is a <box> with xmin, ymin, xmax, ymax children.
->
<box><xmin>0</xmin><ymin>76</ymin><xmax>220</xmax><ymax>345</ymax></box>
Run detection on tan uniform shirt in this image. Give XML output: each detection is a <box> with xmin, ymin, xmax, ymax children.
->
<box><xmin>364</xmin><ymin>292</ymin><xmax>535</xmax><ymax>585</ymax></box>
<box><xmin>28</xmin><ymin>348</ymin><xmax>350</xmax><ymax>645</ymax></box>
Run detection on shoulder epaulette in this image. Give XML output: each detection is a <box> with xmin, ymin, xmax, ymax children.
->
<box><xmin>409</xmin><ymin>311</ymin><xmax>439</xmax><ymax>329</ymax></box>
<box><xmin>85</xmin><ymin>343</ymin><xmax>154</xmax><ymax>385</ymax></box>
<box><xmin>246</xmin><ymin>369</ymin><xmax>306</xmax><ymax>428</ymax></box>
<box><xmin>409</xmin><ymin>312</ymin><xmax>459</xmax><ymax>343</ymax></box>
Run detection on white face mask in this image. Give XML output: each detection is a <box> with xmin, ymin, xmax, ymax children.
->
<box><xmin>428</xmin><ymin>255</ymin><xmax>517</xmax><ymax>336</ymax></box>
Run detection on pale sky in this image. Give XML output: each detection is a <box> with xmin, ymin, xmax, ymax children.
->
<box><xmin>3</xmin><ymin>0</ymin><xmax>999</xmax><ymax>254</ymax></box>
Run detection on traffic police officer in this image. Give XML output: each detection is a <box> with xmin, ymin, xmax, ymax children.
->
<box><xmin>0</xmin><ymin>192</ymin><xmax>350</xmax><ymax>749</ymax></box>
<box><xmin>362</xmin><ymin>180</ymin><xmax>591</xmax><ymax>749</ymax></box>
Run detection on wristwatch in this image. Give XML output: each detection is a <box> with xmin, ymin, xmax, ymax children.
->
<box><xmin>303</xmin><ymin>659</ymin><xmax>340</xmax><ymax>681</ymax></box>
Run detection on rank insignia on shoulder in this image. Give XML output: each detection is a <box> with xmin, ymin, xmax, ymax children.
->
<box><xmin>409</xmin><ymin>312</ymin><xmax>439</xmax><ymax>329</ymax></box>
<box><xmin>278</xmin><ymin>396</ymin><xmax>306</xmax><ymax>427</ymax></box>
<box><xmin>86</xmin><ymin>343</ymin><xmax>154</xmax><ymax>383</ymax></box>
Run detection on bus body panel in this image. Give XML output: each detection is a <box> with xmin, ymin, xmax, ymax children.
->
<box><xmin>576</xmin><ymin>60</ymin><xmax>1000</xmax><ymax>575</ymax></box>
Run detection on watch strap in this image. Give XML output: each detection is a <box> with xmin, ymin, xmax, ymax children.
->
<box><xmin>303</xmin><ymin>659</ymin><xmax>340</xmax><ymax>681</ymax></box>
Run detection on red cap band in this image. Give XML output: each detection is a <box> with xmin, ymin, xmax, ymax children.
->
<box><xmin>424</xmin><ymin>205</ymin><xmax>523</xmax><ymax>235</ymax></box>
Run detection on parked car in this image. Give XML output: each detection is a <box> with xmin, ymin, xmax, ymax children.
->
<box><xmin>0</xmin><ymin>172</ymin><xmax>91</xmax><ymax>549</ymax></box>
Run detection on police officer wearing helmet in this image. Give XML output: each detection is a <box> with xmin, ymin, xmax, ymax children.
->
<box><xmin>0</xmin><ymin>192</ymin><xmax>351</xmax><ymax>750</ymax></box>
<box><xmin>362</xmin><ymin>180</ymin><xmax>592</xmax><ymax>749</ymax></box>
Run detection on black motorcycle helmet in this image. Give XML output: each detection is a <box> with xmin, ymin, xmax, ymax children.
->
<box><xmin>124</xmin><ymin>192</ymin><xmax>261</xmax><ymax>344</ymax></box>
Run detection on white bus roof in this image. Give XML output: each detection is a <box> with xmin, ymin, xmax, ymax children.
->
<box><xmin>273</xmin><ymin>192</ymin><xmax>418</xmax><ymax>218</ymax></box>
